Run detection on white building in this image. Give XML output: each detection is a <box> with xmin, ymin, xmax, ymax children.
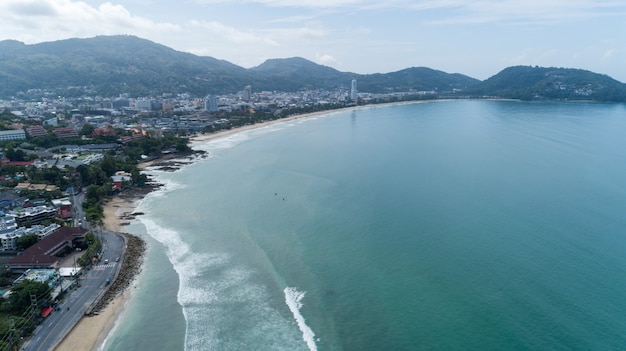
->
<box><xmin>242</xmin><ymin>85</ymin><xmax>252</xmax><ymax>102</ymax></box>
<box><xmin>135</xmin><ymin>99</ymin><xmax>153</xmax><ymax>111</ymax></box>
<box><xmin>0</xmin><ymin>129</ymin><xmax>26</xmax><ymax>141</ymax></box>
<box><xmin>10</xmin><ymin>206</ymin><xmax>58</xmax><ymax>227</ymax></box>
<box><xmin>350</xmin><ymin>79</ymin><xmax>358</xmax><ymax>101</ymax></box>
<box><xmin>0</xmin><ymin>223</ymin><xmax>60</xmax><ymax>251</ymax></box>
<box><xmin>204</xmin><ymin>94</ymin><xmax>218</xmax><ymax>112</ymax></box>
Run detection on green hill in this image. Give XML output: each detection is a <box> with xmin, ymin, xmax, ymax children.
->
<box><xmin>0</xmin><ymin>35</ymin><xmax>250</xmax><ymax>97</ymax></box>
<box><xmin>466</xmin><ymin>66</ymin><xmax>626</xmax><ymax>102</ymax></box>
<box><xmin>1</xmin><ymin>36</ymin><xmax>624</xmax><ymax>101</ymax></box>
<box><xmin>0</xmin><ymin>35</ymin><xmax>479</xmax><ymax>98</ymax></box>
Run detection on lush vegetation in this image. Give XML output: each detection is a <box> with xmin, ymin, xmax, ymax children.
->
<box><xmin>0</xmin><ymin>279</ymin><xmax>49</xmax><ymax>348</ymax></box>
<box><xmin>0</xmin><ymin>36</ymin><xmax>480</xmax><ymax>98</ymax></box>
<box><xmin>8</xmin><ymin>280</ymin><xmax>51</xmax><ymax>315</ymax></box>
<box><xmin>16</xmin><ymin>234</ymin><xmax>39</xmax><ymax>251</ymax></box>
<box><xmin>465</xmin><ymin>66</ymin><xmax>626</xmax><ymax>102</ymax></box>
<box><xmin>77</xmin><ymin>232</ymin><xmax>101</xmax><ymax>267</ymax></box>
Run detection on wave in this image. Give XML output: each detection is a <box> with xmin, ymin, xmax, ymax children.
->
<box><xmin>136</xmin><ymin>211</ymin><xmax>310</xmax><ymax>349</ymax></box>
<box><xmin>133</xmin><ymin>144</ymin><xmax>315</xmax><ymax>350</ymax></box>
<box><xmin>137</xmin><ymin>216</ymin><xmax>228</xmax><ymax>350</ymax></box>
<box><xmin>284</xmin><ymin>287</ymin><xmax>318</xmax><ymax>351</ymax></box>
<box><xmin>99</xmin><ymin>296</ymin><xmax>132</xmax><ymax>351</ymax></box>
<box><xmin>192</xmin><ymin>117</ymin><xmax>324</xmax><ymax>152</ymax></box>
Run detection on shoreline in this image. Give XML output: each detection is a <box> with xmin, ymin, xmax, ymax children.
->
<box><xmin>190</xmin><ymin>100</ymin><xmax>427</xmax><ymax>143</ymax></box>
<box><xmin>54</xmin><ymin>100</ymin><xmax>419</xmax><ymax>351</ymax></box>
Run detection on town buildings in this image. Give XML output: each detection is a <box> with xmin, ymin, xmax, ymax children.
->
<box><xmin>0</xmin><ymin>129</ymin><xmax>26</xmax><ymax>141</ymax></box>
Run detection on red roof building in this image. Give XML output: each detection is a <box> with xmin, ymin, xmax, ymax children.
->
<box><xmin>53</xmin><ymin>127</ymin><xmax>78</xmax><ymax>139</ymax></box>
<box><xmin>7</xmin><ymin>227</ymin><xmax>87</xmax><ymax>272</ymax></box>
<box><xmin>26</xmin><ymin>125</ymin><xmax>48</xmax><ymax>137</ymax></box>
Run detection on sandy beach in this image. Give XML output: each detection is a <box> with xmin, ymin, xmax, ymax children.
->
<box><xmin>189</xmin><ymin>109</ymin><xmax>338</xmax><ymax>142</ymax></box>
<box><xmin>54</xmin><ymin>102</ymin><xmax>412</xmax><ymax>351</ymax></box>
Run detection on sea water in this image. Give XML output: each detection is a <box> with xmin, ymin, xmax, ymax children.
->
<box><xmin>103</xmin><ymin>100</ymin><xmax>626</xmax><ymax>351</ymax></box>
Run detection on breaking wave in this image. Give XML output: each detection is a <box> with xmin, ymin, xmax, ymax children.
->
<box><xmin>284</xmin><ymin>287</ymin><xmax>318</xmax><ymax>351</ymax></box>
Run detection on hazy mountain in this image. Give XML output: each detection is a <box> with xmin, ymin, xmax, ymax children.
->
<box><xmin>250</xmin><ymin>57</ymin><xmax>350</xmax><ymax>91</ymax></box>
<box><xmin>0</xmin><ymin>35</ymin><xmax>250</xmax><ymax>98</ymax></box>
<box><xmin>0</xmin><ymin>36</ymin><xmax>624</xmax><ymax>102</ymax></box>
<box><xmin>467</xmin><ymin>66</ymin><xmax>626</xmax><ymax>102</ymax></box>
<box><xmin>356</xmin><ymin>67</ymin><xmax>480</xmax><ymax>93</ymax></box>
<box><xmin>0</xmin><ymin>35</ymin><xmax>479</xmax><ymax>98</ymax></box>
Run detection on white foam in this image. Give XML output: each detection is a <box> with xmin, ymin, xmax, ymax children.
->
<box><xmin>138</xmin><ymin>216</ymin><xmax>228</xmax><ymax>350</ymax></box>
<box><xmin>137</xmin><ymin>174</ymin><xmax>186</xmax><ymax>201</ymax></box>
<box><xmin>98</xmin><ymin>297</ymin><xmax>129</xmax><ymax>351</ymax></box>
<box><xmin>284</xmin><ymin>287</ymin><xmax>318</xmax><ymax>351</ymax></box>
<box><xmin>134</xmin><ymin>168</ymin><xmax>312</xmax><ymax>350</ymax></box>
<box><xmin>192</xmin><ymin>117</ymin><xmax>319</xmax><ymax>152</ymax></box>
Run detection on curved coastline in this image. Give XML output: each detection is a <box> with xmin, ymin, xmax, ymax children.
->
<box><xmin>55</xmin><ymin>100</ymin><xmax>424</xmax><ymax>351</ymax></box>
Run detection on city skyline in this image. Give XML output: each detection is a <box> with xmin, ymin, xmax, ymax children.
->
<box><xmin>0</xmin><ymin>0</ymin><xmax>625</xmax><ymax>82</ymax></box>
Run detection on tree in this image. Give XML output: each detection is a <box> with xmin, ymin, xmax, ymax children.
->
<box><xmin>85</xmin><ymin>184</ymin><xmax>107</xmax><ymax>203</ymax></box>
<box><xmin>0</xmin><ymin>267</ymin><xmax>12</xmax><ymax>286</ymax></box>
<box><xmin>80</xmin><ymin>123</ymin><xmax>95</xmax><ymax>137</ymax></box>
<box><xmin>4</xmin><ymin>146</ymin><xmax>26</xmax><ymax>161</ymax></box>
<box><xmin>9</xmin><ymin>280</ymin><xmax>51</xmax><ymax>314</ymax></box>
<box><xmin>16</xmin><ymin>234</ymin><xmax>39</xmax><ymax>251</ymax></box>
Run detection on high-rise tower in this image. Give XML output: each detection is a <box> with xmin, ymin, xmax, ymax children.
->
<box><xmin>350</xmin><ymin>79</ymin><xmax>358</xmax><ymax>101</ymax></box>
<box><xmin>242</xmin><ymin>85</ymin><xmax>252</xmax><ymax>102</ymax></box>
<box><xmin>204</xmin><ymin>94</ymin><xmax>218</xmax><ymax>112</ymax></box>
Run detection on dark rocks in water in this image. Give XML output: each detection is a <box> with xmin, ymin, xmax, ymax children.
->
<box><xmin>155</xmin><ymin>166</ymin><xmax>179</xmax><ymax>172</ymax></box>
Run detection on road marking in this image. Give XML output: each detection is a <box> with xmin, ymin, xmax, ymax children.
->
<box><xmin>93</xmin><ymin>263</ymin><xmax>116</xmax><ymax>270</ymax></box>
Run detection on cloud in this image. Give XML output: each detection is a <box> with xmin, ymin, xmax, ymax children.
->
<box><xmin>190</xmin><ymin>20</ymin><xmax>279</xmax><ymax>46</ymax></box>
<box><xmin>267</xmin><ymin>15</ymin><xmax>317</xmax><ymax>24</ymax></box>
<box><xmin>194</xmin><ymin>0</ymin><xmax>363</xmax><ymax>8</ymax></box>
<box><xmin>5</xmin><ymin>0</ymin><xmax>57</xmax><ymax>16</ymax></box>
<box><xmin>421</xmin><ymin>0</ymin><xmax>626</xmax><ymax>25</ymax></box>
<box><xmin>194</xmin><ymin>0</ymin><xmax>626</xmax><ymax>25</ymax></box>
<box><xmin>0</xmin><ymin>0</ymin><xmax>179</xmax><ymax>44</ymax></box>
<box><xmin>316</xmin><ymin>53</ymin><xmax>338</xmax><ymax>65</ymax></box>
<box><xmin>602</xmin><ymin>49</ymin><xmax>617</xmax><ymax>60</ymax></box>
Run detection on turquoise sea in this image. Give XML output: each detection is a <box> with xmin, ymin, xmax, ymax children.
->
<box><xmin>103</xmin><ymin>100</ymin><xmax>626</xmax><ymax>351</ymax></box>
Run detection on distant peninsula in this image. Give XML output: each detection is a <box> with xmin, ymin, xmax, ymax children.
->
<box><xmin>0</xmin><ymin>35</ymin><xmax>625</xmax><ymax>102</ymax></box>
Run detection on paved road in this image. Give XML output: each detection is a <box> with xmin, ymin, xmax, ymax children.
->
<box><xmin>22</xmin><ymin>230</ymin><xmax>125</xmax><ymax>351</ymax></box>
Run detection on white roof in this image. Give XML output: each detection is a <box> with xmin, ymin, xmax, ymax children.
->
<box><xmin>59</xmin><ymin>267</ymin><xmax>82</xmax><ymax>277</ymax></box>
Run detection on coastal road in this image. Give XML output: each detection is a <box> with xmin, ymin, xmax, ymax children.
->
<box><xmin>22</xmin><ymin>230</ymin><xmax>125</xmax><ymax>351</ymax></box>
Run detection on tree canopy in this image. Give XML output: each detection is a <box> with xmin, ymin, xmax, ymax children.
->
<box><xmin>16</xmin><ymin>234</ymin><xmax>39</xmax><ymax>251</ymax></box>
<box><xmin>9</xmin><ymin>280</ymin><xmax>51</xmax><ymax>314</ymax></box>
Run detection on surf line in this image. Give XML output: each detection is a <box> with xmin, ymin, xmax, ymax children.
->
<box><xmin>284</xmin><ymin>287</ymin><xmax>318</xmax><ymax>351</ymax></box>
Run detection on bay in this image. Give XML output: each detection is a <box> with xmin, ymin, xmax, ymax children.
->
<box><xmin>104</xmin><ymin>100</ymin><xmax>626</xmax><ymax>351</ymax></box>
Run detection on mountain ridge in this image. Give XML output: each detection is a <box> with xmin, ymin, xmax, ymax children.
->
<box><xmin>0</xmin><ymin>35</ymin><xmax>625</xmax><ymax>102</ymax></box>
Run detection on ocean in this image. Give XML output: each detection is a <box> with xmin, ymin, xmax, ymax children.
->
<box><xmin>102</xmin><ymin>100</ymin><xmax>626</xmax><ymax>351</ymax></box>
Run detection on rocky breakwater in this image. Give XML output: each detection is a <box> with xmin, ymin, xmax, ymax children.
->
<box><xmin>91</xmin><ymin>233</ymin><xmax>145</xmax><ymax>313</ymax></box>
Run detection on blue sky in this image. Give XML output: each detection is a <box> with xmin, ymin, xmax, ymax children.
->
<box><xmin>1</xmin><ymin>0</ymin><xmax>625</xmax><ymax>82</ymax></box>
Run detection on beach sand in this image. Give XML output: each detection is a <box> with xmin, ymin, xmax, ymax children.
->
<box><xmin>54</xmin><ymin>102</ymin><xmax>410</xmax><ymax>351</ymax></box>
<box><xmin>189</xmin><ymin>109</ymin><xmax>347</xmax><ymax>142</ymax></box>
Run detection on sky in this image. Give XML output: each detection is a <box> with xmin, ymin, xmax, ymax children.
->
<box><xmin>0</xmin><ymin>0</ymin><xmax>625</xmax><ymax>82</ymax></box>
